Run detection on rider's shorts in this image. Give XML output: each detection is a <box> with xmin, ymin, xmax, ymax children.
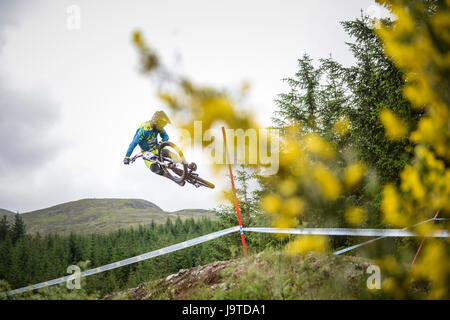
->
<box><xmin>142</xmin><ymin>148</ymin><xmax>180</xmax><ymax>175</ymax></box>
<box><xmin>143</xmin><ymin>148</ymin><xmax>159</xmax><ymax>171</ymax></box>
<box><xmin>142</xmin><ymin>148</ymin><xmax>174</xmax><ymax>171</ymax></box>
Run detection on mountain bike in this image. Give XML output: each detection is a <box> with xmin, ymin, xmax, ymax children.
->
<box><xmin>129</xmin><ymin>141</ymin><xmax>215</xmax><ymax>189</ymax></box>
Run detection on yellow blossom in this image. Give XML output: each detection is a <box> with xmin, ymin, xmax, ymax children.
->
<box><xmin>379</xmin><ymin>108</ymin><xmax>408</xmax><ymax>141</ymax></box>
<box><xmin>343</xmin><ymin>162</ymin><xmax>365</xmax><ymax>191</ymax></box>
<box><xmin>333</xmin><ymin>115</ymin><xmax>351</xmax><ymax>137</ymax></box>
<box><xmin>381</xmin><ymin>184</ymin><xmax>408</xmax><ymax>227</ymax></box>
<box><xmin>381</xmin><ymin>255</ymin><xmax>403</xmax><ymax>275</ymax></box>
<box><xmin>272</xmin><ymin>215</ymin><xmax>299</xmax><ymax>229</ymax></box>
<box><xmin>286</xmin><ymin>235</ymin><xmax>329</xmax><ymax>255</ymax></box>
<box><xmin>261</xmin><ymin>194</ymin><xmax>282</xmax><ymax>214</ymax></box>
<box><xmin>415</xmin><ymin>223</ymin><xmax>437</xmax><ymax>237</ymax></box>
<box><xmin>280</xmin><ymin>141</ymin><xmax>303</xmax><ymax>167</ymax></box>
<box><xmin>431</xmin><ymin>11</ymin><xmax>450</xmax><ymax>43</ymax></box>
<box><xmin>303</xmin><ymin>133</ymin><xmax>336</xmax><ymax>159</ymax></box>
<box><xmin>282</xmin><ymin>197</ymin><xmax>305</xmax><ymax>217</ymax></box>
<box><xmin>312</xmin><ymin>164</ymin><xmax>341</xmax><ymax>200</ymax></box>
<box><xmin>382</xmin><ymin>277</ymin><xmax>397</xmax><ymax>294</ymax></box>
<box><xmin>158</xmin><ymin>92</ymin><xmax>178</xmax><ymax>109</ymax></box>
<box><xmin>278</xmin><ymin>178</ymin><xmax>298</xmax><ymax>197</ymax></box>
<box><xmin>291</xmin><ymin>154</ymin><xmax>309</xmax><ymax>177</ymax></box>
<box><xmin>410</xmin><ymin>118</ymin><xmax>436</xmax><ymax>145</ymax></box>
<box><xmin>400</xmin><ymin>165</ymin><xmax>426</xmax><ymax>201</ymax></box>
<box><xmin>345</xmin><ymin>206</ymin><xmax>366</xmax><ymax>226</ymax></box>
<box><xmin>402</xmin><ymin>80</ymin><xmax>430</xmax><ymax>108</ymax></box>
<box><xmin>411</xmin><ymin>241</ymin><xmax>448</xmax><ymax>299</ymax></box>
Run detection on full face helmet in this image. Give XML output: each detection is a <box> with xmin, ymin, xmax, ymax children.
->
<box><xmin>151</xmin><ymin>110</ymin><xmax>171</xmax><ymax>132</ymax></box>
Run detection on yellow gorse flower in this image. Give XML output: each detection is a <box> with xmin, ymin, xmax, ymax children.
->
<box><xmin>381</xmin><ymin>184</ymin><xmax>408</xmax><ymax>227</ymax></box>
<box><xmin>302</xmin><ymin>133</ymin><xmax>336</xmax><ymax>159</ymax></box>
<box><xmin>411</xmin><ymin>242</ymin><xmax>448</xmax><ymax>299</ymax></box>
<box><xmin>345</xmin><ymin>206</ymin><xmax>366</xmax><ymax>226</ymax></box>
<box><xmin>278</xmin><ymin>178</ymin><xmax>298</xmax><ymax>197</ymax></box>
<box><xmin>282</xmin><ymin>196</ymin><xmax>305</xmax><ymax>217</ymax></box>
<box><xmin>333</xmin><ymin>115</ymin><xmax>351</xmax><ymax>137</ymax></box>
<box><xmin>343</xmin><ymin>162</ymin><xmax>365</xmax><ymax>191</ymax></box>
<box><xmin>272</xmin><ymin>215</ymin><xmax>299</xmax><ymax>229</ymax></box>
<box><xmin>400</xmin><ymin>165</ymin><xmax>426</xmax><ymax>201</ymax></box>
<box><xmin>312</xmin><ymin>164</ymin><xmax>341</xmax><ymax>200</ymax></box>
<box><xmin>379</xmin><ymin>108</ymin><xmax>408</xmax><ymax>141</ymax></box>
<box><xmin>280</xmin><ymin>140</ymin><xmax>303</xmax><ymax>167</ymax></box>
<box><xmin>261</xmin><ymin>194</ymin><xmax>282</xmax><ymax>214</ymax></box>
<box><xmin>286</xmin><ymin>235</ymin><xmax>329</xmax><ymax>255</ymax></box>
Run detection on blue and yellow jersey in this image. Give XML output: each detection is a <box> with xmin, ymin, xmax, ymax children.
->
<box><xmin>125</xmin><ymin>120</ymin><xmax>169</xmax><ymax>158</ymax></box>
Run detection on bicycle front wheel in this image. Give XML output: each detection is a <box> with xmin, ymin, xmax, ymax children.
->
<box><xmin>158</xmin><ymin>141</ymin><xmax>188</xmax><ymax>184</ymax></box>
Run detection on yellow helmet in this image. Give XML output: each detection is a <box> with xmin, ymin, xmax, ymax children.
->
<box><xmin>151</xmin><ymin>110</ymin><xmax>171</xmax><ymax>131</ymax></box>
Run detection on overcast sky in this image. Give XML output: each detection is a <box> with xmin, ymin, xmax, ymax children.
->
<box><xmin>0</xmin><ymin>0</ymin><xmax>389</xmax><ymax>213</ymax></box>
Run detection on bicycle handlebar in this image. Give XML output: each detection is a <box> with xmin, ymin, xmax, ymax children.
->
<box><xmin>129</xmin><ymin>151</ymin><xmax>159</xmax><ymax>164</ymax></box>
<box><xmin>129</xmin><ymin>153</ymin><xmax>143</xmax><ymax>163</ymax></box>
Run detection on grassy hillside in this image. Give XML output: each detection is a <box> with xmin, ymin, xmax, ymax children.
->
<box><xmin>1</xmin><ymin>198</ymin><xmax>216</xmax><ymax>235</ymax></box>
<box><xmin>0</xmin><ymin>209</ymin><xmax>15</xmax><ymax>218</ymax></box>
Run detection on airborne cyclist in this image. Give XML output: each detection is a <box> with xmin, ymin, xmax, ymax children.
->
<box><xmin>123</xmin><ymin>110</ymin><xmax>174</xmax><ymax>179</ymax></box>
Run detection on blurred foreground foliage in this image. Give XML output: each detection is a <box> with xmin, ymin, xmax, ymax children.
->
<box><xmin>132</xmin><ymin>0</ymin><xmax>449</xmax><ymax>299</ymax></box>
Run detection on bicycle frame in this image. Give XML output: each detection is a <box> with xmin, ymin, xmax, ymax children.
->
<box><xmin>129</xmin><ymin>150</ymin><xmax>186</xmax><ymax>186</ymax></box>
<box><xmin>129</xmin><ymin>144</ymin><xmax>214</xmax><ymax>189</ymax></box>
<box><xmin>130</xmin><ymin>152</ymin><xmax>168</xmax><ymax>168</ymax></box>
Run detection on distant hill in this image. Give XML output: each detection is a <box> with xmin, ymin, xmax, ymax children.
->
<box><xmin>1</xmin><ymin>198</ymin><xmax>216</xmax><ymax>235</ymax></box>
<box><xmin>0</xmin><ymin>208</ymin><xmax>15</xmax><ymax>218</ymax></box>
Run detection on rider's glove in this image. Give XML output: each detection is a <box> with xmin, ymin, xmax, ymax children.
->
<box><xmin>123</xmin><ymin>157</ymin><xmax>130</xmax><ymax>165</ymax></box>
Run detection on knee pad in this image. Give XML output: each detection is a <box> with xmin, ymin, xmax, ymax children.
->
<box><xmin>150</xmin><ymin>163</ymin><xmax>164</xmax><ymax>175</ymax></box>
<box><xmin>161</xmin><ymin>149</ymin><xmax>169</xmax><ymax>158</ymax></box>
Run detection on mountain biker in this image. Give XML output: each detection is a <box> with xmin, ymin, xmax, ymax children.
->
<box><xmin>123</xmin><ymin>110</ymin><xmax>174</xmax><ymax>179</ymax></box>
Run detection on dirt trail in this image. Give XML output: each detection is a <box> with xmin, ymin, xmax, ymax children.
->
<box><xmin>105</xmin><ymin>258</ymin><xmax>242</xmax><ymax>300</ymax></box>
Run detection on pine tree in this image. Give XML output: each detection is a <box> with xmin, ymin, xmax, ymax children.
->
<box><xmin>273</xmin><ymin>53</ymin><xmax>322</xmax><ymax>131</ymax></box>
<box><xmin>341</xmin><ymin>14</ymin><xmax>420</xmax><ymax>184</ymax></box>
<box><xmin>272</xmin><ymin>14</ymin><xmax>420</xmax><ymax>186</ymax></box>
<box><xmin>317</xmin><ymin>56</ymin><xmax>350</xmax><ymax>138</ymax></box>
<box><xmin>11</xmin><ymin>214</ymin><xmax>26</xmax><ymax>244</ymax></box>
<box><xmin>0</xmin><ymin>237</ymin><xmax>12</xmax><ymax>280</ymax></box>
<box><xmin>0</xmin><ymin>216</ymin><xmax>10</xmax><ymax>241</ymax></box>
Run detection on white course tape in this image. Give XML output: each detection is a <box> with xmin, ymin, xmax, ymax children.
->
<box><xmin>242</xmin><ymin>227</ymin><xmax>448</xmax><ymax>238</ymax></box>
<box><xmin>333</xmin><ymin>217</ymin><xmax>440</xmax><ymax>255</ymax></box>
<box><xmin>333</xmin><ymin>237</ymin><xmax>386</xmax><ymax>255</ymax></box>
<box><xmin>2</xmin><ymin>226</ymin><xmax>240</xmax><ymax>296</ymax></box>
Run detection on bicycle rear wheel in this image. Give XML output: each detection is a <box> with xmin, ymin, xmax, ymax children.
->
<box><xmin>158</xmin><ymin>141</ymin><xmax>188</xmax><ymax>184</ymax></box>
